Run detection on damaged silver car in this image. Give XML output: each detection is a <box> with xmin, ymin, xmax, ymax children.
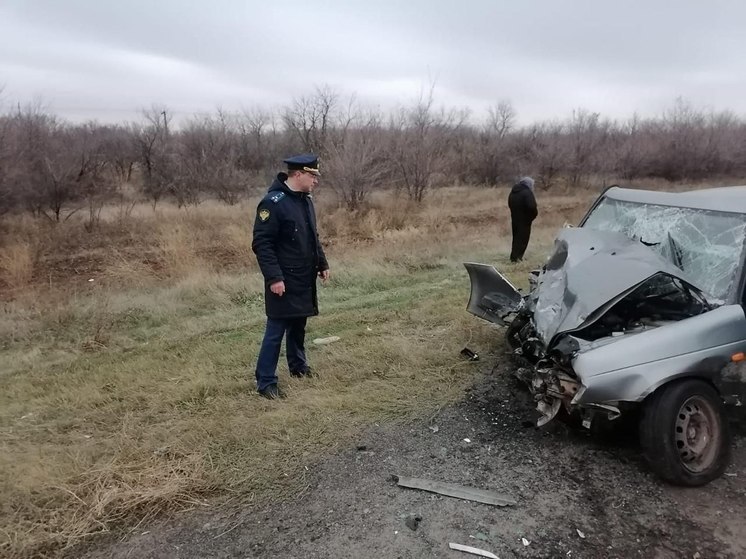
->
<box><xmin>466</xmin><ymin>185</ymin><xmax>746</xmax><ymax>486</ymax></box>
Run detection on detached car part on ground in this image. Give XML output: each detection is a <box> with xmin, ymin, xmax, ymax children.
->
<box><xmin>467</xmin><ymin>185</ymin><xmax>746</xmax><ymax>486</ymax></box>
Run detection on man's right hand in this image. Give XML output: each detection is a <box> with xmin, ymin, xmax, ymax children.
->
<box><xmin>270</xmin><ymin>281</ymin><xmax>285</xmax><ymax>296</ymax></box>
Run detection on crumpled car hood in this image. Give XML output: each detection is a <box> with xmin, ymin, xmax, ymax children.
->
<box><xmin>528</xmin><ymin>227</ymin><xmax>708</xmax><ymax>345</ymax></box>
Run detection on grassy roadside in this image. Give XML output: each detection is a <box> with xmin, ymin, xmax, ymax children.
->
<box><xmin>1</xmin><ymin>220</ymin><xmax>546</xmax><ymax>557</ymax></box>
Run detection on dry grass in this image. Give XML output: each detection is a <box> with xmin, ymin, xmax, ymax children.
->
<box><xmin>1</xmin><ymin>268</ymin><xmax>503</xmax><ymax>556</ymax></box>
<box><xmin>0</xmin><ymin>242</ymin><xmax>35</xmax><ymax>291</ymax></box>
<box><xmin>0</xmin><ymin>181</ymin><xmax>680</xmax><ymax>557</ymax></box>
<box><xmin>157</xmin><ymin>220</ymin><xmax>207</xmax><ymax>279</ymax></box>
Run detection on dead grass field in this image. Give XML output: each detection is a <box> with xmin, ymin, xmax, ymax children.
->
<box><xmin>0</xmin><ymin>183</ymin><xmax>634</xmax><ymax>557</ymax></box>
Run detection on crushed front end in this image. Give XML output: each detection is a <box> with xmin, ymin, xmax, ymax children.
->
<box><xmin>466</xmin><ymin>228</ymin><xmax>718</xmax><ymax>427</ymax></box>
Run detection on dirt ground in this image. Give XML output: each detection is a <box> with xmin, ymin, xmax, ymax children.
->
<box><xmin>80</xmin><ymin>357</ymin><xmax>746</xmax><ymax>559</ymax></box>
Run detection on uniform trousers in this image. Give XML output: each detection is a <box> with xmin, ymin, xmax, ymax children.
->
<box><xmin>255</xmin><ymin>317</ymin><xmax>308</xmax><ymax>391</ymax></box>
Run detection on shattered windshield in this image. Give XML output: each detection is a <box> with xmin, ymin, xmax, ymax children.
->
<box><xmin>582</xmin><ymin>198</ymin><xmax>746</xmax><ymax>300</ymax></box>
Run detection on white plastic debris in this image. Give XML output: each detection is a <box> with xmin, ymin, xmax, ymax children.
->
<box><xmin>448</xmin><ymin>542</ymin><xmax>499</xmax><ymax>559</ymax></box>
<box><xmin>429</xmin><ymin>425</ymin><xmax>439</xmax><ymax>433</ymax></box>
<box><xmin>313</xmin><ymin>336</ymin><xmax>340</xmax><ymax>345</ymax></box>
<box><xmin>522</xmin><ymin>538</ymin><xmax>530</xmax><ymax>546</ymax></box>
<box><xmin>88</xmin><ymin>278</ymin><xmax>95</xmax><ymax>282</ymax></box>
<box><xmin>463</xmin><ymin>438</ymin><xmax>471</xmax><ymax>443</ymax></box>
<box><xmin>576</xmin><ymin>529</ymin><xmax>586</xmax><ymax>539</ymax></box>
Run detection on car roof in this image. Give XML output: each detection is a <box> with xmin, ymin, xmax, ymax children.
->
<box><xmin>604</xmin><ymin>185</ymin><xmax>746</xmax><ymax>214</ymax></box>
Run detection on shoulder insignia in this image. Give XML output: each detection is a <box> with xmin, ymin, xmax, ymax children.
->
<box><xmin>269</xmin><ymin>192</ymin><xmax>286</xmax><ymax>203</ymax></box>
<box><xmin>258</xmin><ymin>209</ymin><xmax>270</xmax><ymax>222</ymax></box>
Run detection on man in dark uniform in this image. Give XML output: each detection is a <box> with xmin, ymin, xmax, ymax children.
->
<box><xmin>252</xmin><ymin>154</ymin><xmax>330</xmax><ymax>399</ymax></box>
<box><xmin>508</xmin><ymin>176</ymin><xmax>538</xmax><ymax>262</ymax></box>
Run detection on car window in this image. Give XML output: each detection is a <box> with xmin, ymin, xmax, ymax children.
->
<box><xmin>582</xmin><ymin>198</ymin><xmax>746</xmax><ymax>301</ymax></box>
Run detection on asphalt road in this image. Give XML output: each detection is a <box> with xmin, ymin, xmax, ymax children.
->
<box><xmin>81</xmin><ymin>361</ymin><xmax>746</xmax><ymax>559</ymax></box>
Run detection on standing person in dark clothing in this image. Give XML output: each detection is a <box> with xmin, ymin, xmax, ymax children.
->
<box><xmin>251</xmin><ymin>154</ymin><xmax>330</xmax><ymax>399</ymax></box>
<box><xmin>508</xmin><ymin>176</ymin><xmax>538</xmax><ymax>262</ymax></box>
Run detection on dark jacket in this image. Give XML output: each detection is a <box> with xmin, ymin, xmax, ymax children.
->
<box><xmin>508</xmin><ymin>181</ymin><xmax>538</xmax><ymax>261</ymax></box>
<box><xmin>508</xmin><ymin>182</ymin><xmax>538</xmax><ymax>223</ymax></box>
<box><xmin>252</xmin><ymin>174</ymin><xmax>329</xmax><ymax>319</ymax></box>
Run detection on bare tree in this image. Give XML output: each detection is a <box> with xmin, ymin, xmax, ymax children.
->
<box><xmin>706</xmin><ymin>110</ymin><xmax>744</xmax><ymax>176</ymax></box>
<box><xmin>324</xmin><ymin>108</ymin><xmax>388</xmax><ymax>210</ymax></box>
<box><xmin>610</xmin><ymin>113</ymin><xmax>648</xmax><ymax>179</ymax></box>
<box><xmin>5</xmin><ymin>103</ymin><xmax>87</xmax><ymax>221</ymax></box>
<box><xmin>0</xmin><ymin>86</ymin><xmax>9</xmax><ymax>215</ymax></box>
<box><xmin>654</xmin><ymin>97</ymin><xmax>708</xmax><ymax>180</ymax></box>
<box><xmin>179</xmin><ymin>111</ymin><xmax>246</xmax><ymax>205</ymax></box>
<box><xmin>533</xmin><ymin>122</ymin><xmax>568</xmax><ymax>189</ymax></box>
<box><xmin>237</xmin><ymin>107</ymin><xmax>276</xmax><ymax>172</ymax></box>
<box><xmin>390</xmin><ymin>86</ymin><xmax>460</xmax><ymax>202</ymax></box>
<box><xmin>4</xmin><ymin>88</ymin><xmax>746</xmax><ymax>220</ymax></box>
<box><xmin>71</xmin><ymin>123</ymin><xmax>119</xmax><ymax>231</ymax></box>
<box><xmin>134</xmin><ymin>105</ymin><xmax>176</xmax><ymax>210</ymax></box>
<box><xmin>98</xmin><ymin>124</ymin><xmax>138</xmax><ymax>183</ymax></box>
<box><xmin>0</xmin><ymin>115</ymin><xmax>12</xmax><ymax>216</ymax></box>
<box><xmin>283</xmin><ymin>84</ymin><xmax>339</xmax><ymax>153</ymax></box>
<box><xmin>567</xmin><ymin>109</ymin><xmax>606</xmax><ymax>187</ymax></box>
<box><xmin>472</xmin><ymin>100</ymin><xmax>516</xmax><ymax>184</ymax></box>
<box><xmin>487</xmin><ymin>101</ymin><xmax>516</xmax><ymax>140</ymax></box>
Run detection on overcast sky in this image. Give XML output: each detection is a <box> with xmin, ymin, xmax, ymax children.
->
<box><xmin>1</xmin><ymin>0</ymin><xmax>745</xmax><ymax>125</ymax></box>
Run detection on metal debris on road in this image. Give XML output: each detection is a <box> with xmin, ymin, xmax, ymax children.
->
<box><xmin>394</xmin><ymin>476</ymin><xmax>517</xmax><ymax>507</ymax></box>
<box><xmin>449</xmin><ymin>542</ymin><xmax>499</xmax><ymax>558</ymax></box>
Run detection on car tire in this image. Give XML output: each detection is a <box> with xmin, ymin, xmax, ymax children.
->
<box><xmin>640</xmin><ymin>379</ymin><xmax>731</xmax><ymax>486</ymax></box>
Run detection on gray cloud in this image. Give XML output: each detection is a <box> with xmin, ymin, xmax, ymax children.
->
<box><xmin>1</xmin><ymin>0</ymin><xmax>745</xmax><ymax>124</ymax></box>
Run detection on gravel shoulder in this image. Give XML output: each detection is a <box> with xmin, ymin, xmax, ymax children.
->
<box><xmin>80</xmin><ymin>360</ymin><xmax>746</xmax><ymax>559</ymax></box>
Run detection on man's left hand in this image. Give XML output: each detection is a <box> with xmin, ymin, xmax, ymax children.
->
<box><xmin>319</xmin><ymin>269</ymin><xmax>330</xmax><ymax>282</ymax></box>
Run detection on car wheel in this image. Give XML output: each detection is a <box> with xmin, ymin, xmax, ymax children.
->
<box><xmin>640</xmin><ymin>379</ymin><xmax>730</xmax><ymax>486</ymax></box>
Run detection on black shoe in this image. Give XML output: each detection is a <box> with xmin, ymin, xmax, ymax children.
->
<box><xmin>258</xmin><ymin>384</ymin><xmax>282</xmax><ymax>399</ymax></box>
<box><xmin>289</xmin><ymin>367</ymin><xmax>314</xmax><ymax>378</ymax></box>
